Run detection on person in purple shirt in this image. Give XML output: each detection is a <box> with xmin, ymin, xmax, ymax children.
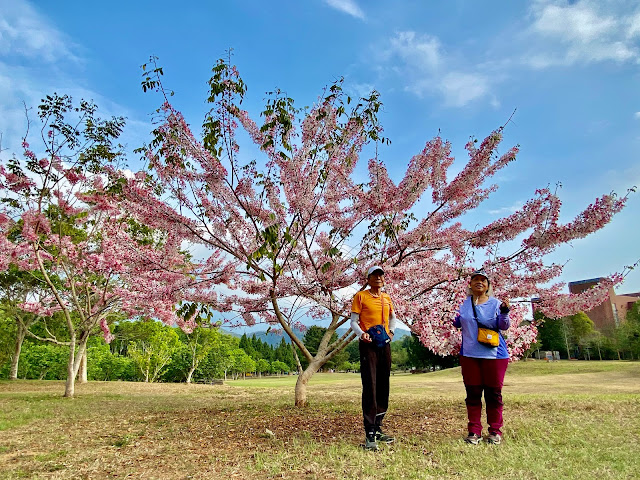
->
<box><xmin>453</xmin><ymin>270</ymin><xmax>510</xmax><ymax>445</ymax></box>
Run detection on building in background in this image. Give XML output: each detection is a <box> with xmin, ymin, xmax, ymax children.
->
<box><xmin>568</xmin><ymin>278</ymin><xmax>640</xmax><ymax>331</ymax></box>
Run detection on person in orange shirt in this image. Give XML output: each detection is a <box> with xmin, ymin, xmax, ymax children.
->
<box><xmin>350</xmin><ymin>265</ymin><xmax>398</xmax><ymax>451</ymax></box>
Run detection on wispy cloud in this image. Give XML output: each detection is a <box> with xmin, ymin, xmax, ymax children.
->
<box><xmin>370</xmin><ymin>1</ymin><xmax>639</xmax><ymax>107</ymax></box>
<box><xmin>324</xmin><ymin>0</ymin><xmax>365</xmax><ymax>20</ymax></box>
<box><xmin>0</xmin><ymin>0</ymin><xmax>151</xmax><ymax>163</ymax></box>
<box><xmin>377</xmin><ymin>31</ymin><xmax>492</xmax><ymax>107</ymax></box>
<box><xmin>488</xmin><ymin>201</ymin><xmax>524</xmax><ymax>216</ymax></box>
<box><xmin>0</xmin><ymin>0</ymin><xmax>81</xmax><ymax>151</ymax></box>
<box><xmin>0</xmin><ymin>0</ymin><xmax>78</xmax><ymax>63</ymax></box>
<box><xmin>525</xmin><ymin>0</ymin><xmax>640</xmax><ymax>68</ymax></box>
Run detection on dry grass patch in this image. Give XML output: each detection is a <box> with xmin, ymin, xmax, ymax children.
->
<box><xmin>0</xmin><ymin>361</ymin><xmax>638</xmax><ymax>479</ymax></box>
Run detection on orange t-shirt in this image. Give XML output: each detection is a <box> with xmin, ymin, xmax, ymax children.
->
<box><xmin>351</xmin><ymin>290</ymin><xmax>394</xmax><ymax>335</ymax></box>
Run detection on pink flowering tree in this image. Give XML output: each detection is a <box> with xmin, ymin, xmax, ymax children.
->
<box><xmin>0</xmin><ymin>94</ymin><xmax>199</xmax><ymax>397</ymax></box>
<box><xmin>133</xmin><ymin>59</ymin><xmax>629</xmax><ymax>406</ymax></box>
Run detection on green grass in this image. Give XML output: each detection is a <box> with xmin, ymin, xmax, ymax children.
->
<box><xmin>0</xmin><ymin>361</ymin><xmax>638</xmax><ymax>479</ymax></box>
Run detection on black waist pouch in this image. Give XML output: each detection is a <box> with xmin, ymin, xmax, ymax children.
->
<box><xmin>367</xmin><ymin>325</ymin><xmax>390</xmax><ymax>348</ymax></box>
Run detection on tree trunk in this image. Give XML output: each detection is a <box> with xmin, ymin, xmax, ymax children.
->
<box><xmin>9</xmin><ymin>322</ymin><xmax>27</xmax><ymax>380</ymax></box>
<box><xmin>563</xmin><ymin>320</ymin><xmax>571</xmax><ymax>359</ymax></box>
<box><xmin>64</xmin><ymin>340</ymin><xmax>76</xmax><ymax>398</ymax></box>
<box><xmin>186</xmin><ymin>367</ymin><xmax>195</xmax><ymax>384</ymax></box>
<box><xmin>65</xmin><ymin>337</ymin><xmax>88</xmax><ymax>397</ymax></box>
<box><xmin>294</xmin><ymin>361</ymin><xmax>323</xmax><ymax>407</ymax></box>
<box><xmin>291</xmin><ymin>341</ymin><xmax>303</xmax><ymax>375</ymax></box>
<box><xmin>77</xmin><ymin>351</ymin><xmax>88</xmax><ymax>384</ymax></box>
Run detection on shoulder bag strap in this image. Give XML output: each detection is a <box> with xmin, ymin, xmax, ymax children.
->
<box><xmin>472</xmin><ymin>298</ymin><xmax>500</xmax><ymax>331</ymax></box>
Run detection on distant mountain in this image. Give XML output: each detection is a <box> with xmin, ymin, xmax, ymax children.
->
<box><xmin>234</xmin><ymin>326</ymin><xmax>412</xmax><ymax>347</ymax></box>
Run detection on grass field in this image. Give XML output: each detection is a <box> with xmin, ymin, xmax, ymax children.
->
<box><xmin>1</xmin><ymin>361</ymin><xmax>639</xmax><ymax>479</ymax></box>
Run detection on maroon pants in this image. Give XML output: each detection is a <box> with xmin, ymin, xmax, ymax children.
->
<box><xmin>460</xmin><ymin>356</ymin><xmax>509</xmax><ymax>436</ymax></box>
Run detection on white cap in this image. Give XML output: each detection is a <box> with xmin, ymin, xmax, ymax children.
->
<box><xmin>366</xmin><ymin>265</ymin><xmax>385</xmax><ymax>277</ymax></box>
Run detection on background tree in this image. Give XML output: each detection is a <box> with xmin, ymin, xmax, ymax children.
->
<box><xmin>180</xmin><ymin>324</ymin><xmax>221</xmax><ymax>383</ymax></box>
<box><xmin>199</xmin><ymin>333</ymin><xmax>239</xmax><ymax>381</ymax></box>
<box><xmin>130</xmin><ymin>58</ymin><xmax>629</xmax><ymax>405</ymax></box>
<box><xmin>270</xmin><ymin>360</ymin><xmax>291</xmax><ymax>376</ymax></box>
<box><xmin>0</xmin><ymin>266</ymin><xmax>44</xmax><ymax>380</ymax></box>
<box><xmin>0</xmin><ymin>94</ymin><xmax>199</xmax><ymax>397</ymax></box>
<box><xmin>390</xmin><ymin>340</ymin><xmax>409</xmax><ymax>370</ymax></box>
<box><xmin>256</xmin><ymin>358</ymin><xmax>270</xmax><ymax>377</ymax></box>
<box><xmin>128</xmin><ymin>322</ymin><xmax>181</xmax><ymax>382</ymax></box>
<box><xmin>301</xmin><ymin>326</ymin><xmax>348</xmax><ymax>370</ymax></box>
<box><xmin>230</xmin><ymin>348</ymin><xmax>256</xmax><ymax>380</ymax></box>
<box><xmin>569</xmin><ymin>311</ymin><xmax>595</xmax><ymax>358</ymax></box>
<box><xmin>17</xmin><ymin>342</ymin><xmax>68</xmax><ymax>380</ymax></box>
<box><xmin>85</xmin><ymin>337</ymin><xmax>135</xmax><ymax>381</ymax></box>
<box><xmin>535</xmin><ymin>311</ymin><xmax>566</xmax><ymax>356</ymax></box>
<box><xmin>0</xmin><ymin>314</ymin><xmax>15</xmax><ymax>376</ymax></box>
<box><xmin>618</xmin><ymin>300</ymin><xmax>640</xmax><ymax>359</ymax></box>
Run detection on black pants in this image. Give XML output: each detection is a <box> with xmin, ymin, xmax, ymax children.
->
<box><xmin>359</xmin><ymin>340</ymin><xmax>392</xmax><ymax>434</ymax></box>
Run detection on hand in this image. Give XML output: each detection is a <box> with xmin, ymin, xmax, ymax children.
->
<box><xmin>361</xmin><ymin>332</ymin><xmax>372</xmax><ymax>342</ymax></box>
<box><xmin>499</xmin><ymin>300</ymin><xmax>510</xmax><ymax>314</ymax></box>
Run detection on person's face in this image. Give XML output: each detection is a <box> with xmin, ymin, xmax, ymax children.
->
<box><xmin>469</xmin><ymin>275</ymin><xmax>489</xmax><ymax>296</ymax></box>
<box><xmin>367</xmin><ymin>270</ymin><xmax>384</xmax><ymax>289</ymax></box>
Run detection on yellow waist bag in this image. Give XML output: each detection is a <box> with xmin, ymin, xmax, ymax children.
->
<box><xmin>472</xmin><ymin>300</ymin><xmax>500</xmax><ymax>347</ymax></box>
<box><xmin>477</xmin><ymin>327</ymin><xmax>500</xmax><ymax>347</ymax></box>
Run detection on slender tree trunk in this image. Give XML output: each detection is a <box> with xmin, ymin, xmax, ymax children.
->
<box><xmin>9</xmin><ymin>323</ymin><xmax>27</xmax><ymax>380</ymax></box>
<box><xmin>66</xmin><ymin>337</ymin><xmax>89</xmax><ymax>396</ymax></box>
<box><xmin>562</xmin><ymin>320</ymin><xmax>571</xmax><ymax>359</ymax></box>
<box><xmin>77</xmin><ymin>351</ymin><xmax>88</xmax><ymax>384</ymax></box>
<box><xmin>186</xmin><ymin>367</ymin><xmax>195</xmax><ymax>384</ymax></box>
<box><xmin>291</xmin><ymin>341</ymin><xmax>303</xmax><ymax>375</ymax></box>
<box><xmin>294</xmin><ymin>361</ymin><xmax>323</xmax><ymax>407</ymax></box>
<box><xmin>64</xmin><ymin>336</ymin><xmax>77</xmax><ymax>398</ymax></box>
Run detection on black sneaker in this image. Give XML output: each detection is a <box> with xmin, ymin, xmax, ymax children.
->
<box><xmin>464</xmin><ymin>433</ymin><xmax>482</xmax><ymax>445</ymax></box>
<box><xmin>486</xmin><ymin>433</ymin><xmax>502</xmax><ymax>445</ymax></box>
<box><xmin>364</xmin><ymin>433</ymin><xmax>378</xmax><ymax>451</ymax></box>
<box><xmin>375</xmin><ymin>429</ymin><xmax>395</xmax><ymax>444</ymax></box>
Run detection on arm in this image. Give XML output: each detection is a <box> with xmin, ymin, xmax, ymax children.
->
<box><xmin>350</xmin><ymin>312</ymin><xmax>365</xmax><ymax>337</ymax></box>
<box><xmin>350</xmin><ymin>312</ymin><xmax>371</xmax><ymax>342</ymax></box>
<box><xmin>497</xmin><ymin>300</ymin><xmax>510</xmax><ymax>330</ymax></box>
<box><xmin>453</xmin><ymin>314</ymin><xmax>461</xmax><ymax>329</ymax></box>
<box><xmin>389</xmin><ymin>311</ymin><xmax>397</xmax><ymax>335</ymax></box>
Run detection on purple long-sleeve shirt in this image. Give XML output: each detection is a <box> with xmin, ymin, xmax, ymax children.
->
<box><xmin>454</xmin><ymin>296</ymin><xmax>510</xmax><ymax>359</ymax></box>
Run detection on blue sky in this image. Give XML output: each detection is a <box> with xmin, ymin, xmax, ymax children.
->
<box><xmin>1</xmin><ymin>0</ymin><xmax>639</xmax><ymax>295</ymax></box>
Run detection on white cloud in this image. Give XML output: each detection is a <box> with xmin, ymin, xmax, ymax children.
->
<box><xmin>387</xmin><ymin>31</ymin><xmax>442</xmax><ymax>71</ymax></box>
<box><xmin>371</xmin><ymin>2</ymin><xmax>640</xmax><ymax>107</ymax></box>
<box><xmin>0</xmin><ymin>0</ymin><xmax>79</xmax><ymax>63</ymax></box>
<box><xmin>0</xmin><ymin>1</ymin><xmax>152</xmax><ymax>163</ymax></box>
<box><xmin>324</xmin><ymin>0</ymin><xmax>365</xmax><ymax>20</ymax></box>
<box><xmin>526</xmin><ymin>0</ymin><xmax>640</xmax><ymax>67</ymax></box>
<box><xmin>348</xmin><ymin>82</ymin><xmax>376</xmax><ymax>98</ymax></box>
<box><xmin>0</xmin><ymin>0</ymin><xmax>83</xmax><ymax>152</ymax></box>
<box><xmin>634</xmin><ymin>112</ymin><xmax>640</xmax><ymax>119</ymax></box>
<box><xmin>377</xmin><ymin>31</ymin><xmax>493</xmax><ymax>108</ymax></box>
<box><xmin>488</xmin><ymin>201</ymin><xmax>525</xmax><ymax>216</ymax></box>
<box><xmin>438</xmin><ymin>72</ymin><xmax>490</xmax><ymax>108</ymax></box>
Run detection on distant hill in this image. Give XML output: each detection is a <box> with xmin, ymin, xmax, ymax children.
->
<box><xmin>231</xmin><ymin>326</ymin><xmax>412</xmax><ymax>347</ymax></box>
